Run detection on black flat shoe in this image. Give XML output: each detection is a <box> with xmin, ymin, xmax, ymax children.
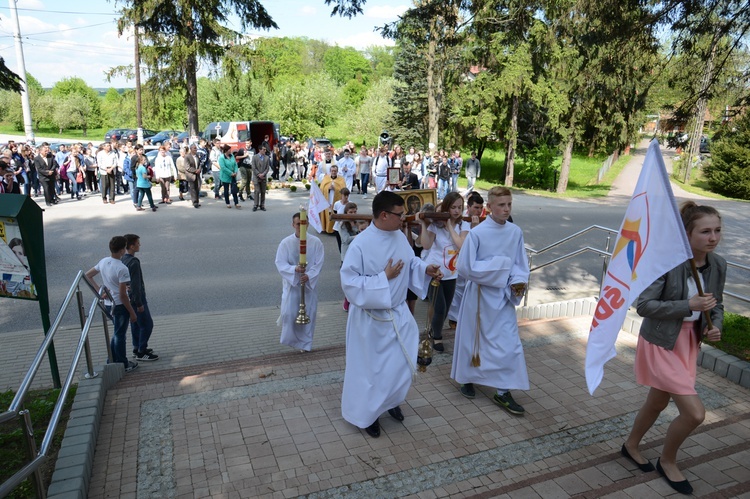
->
<box><xmin>621</xmin><ymin>444</ymin><xmax>655</xmax><ymax>472</ymax></box>
<box><xmin>656</xmin><ymin>458</ymin><xmax>693</xmax><ymax>495</ymax></box>
<box><xmin>365</xmin><ymin>419</ymin><xmax>380</xmax><ymax>438</ymax></box>
<box><xmin>388</xmin><ymin>406</ymin><xmax>404</xmax><ymax>422</ymax></box>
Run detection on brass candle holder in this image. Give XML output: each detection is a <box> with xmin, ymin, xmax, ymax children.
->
<box><xmin>417</xmin><ymin>278</ymin><xmax>441</xmax><ymax>372</ymax></box>
<box><xmin>295</xmin><ymin>263</ymin><xmax>311</xmax><ymax>324</ymax></box>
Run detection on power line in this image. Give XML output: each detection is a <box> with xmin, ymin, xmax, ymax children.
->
<box><xmin>0</xmin><ymin>20</ymin><xmax>115</xmax><ymax>39</ymax></box>
<box><xmin>23</xmin><ymin>41</ymin><xmax>130</xmax><ymax>59</ymax></box>
<box><xmin>23</xmin><ymin>37</ymin><xmax>127</xmax><ymax>55</ymax></box>
<box><xmin>0</xmin><ymin>6</ymin><xmax>117</xmax><ymax>16</ymax></box>
<box><xmin>22</xmin><ymin>21</ymin><xmax>115</xmax><ymax>37</ymax></box>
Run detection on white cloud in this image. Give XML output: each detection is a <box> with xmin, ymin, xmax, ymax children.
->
<box><xmin>332</xmin><ymin>31</ymin><xmax>395</xmax><ymax>50</ymax></box>
<box><xmin>300</xmin><ymin>6</ymin><xmax>317</xmax><ymax>16</ymax></box>
<box><xmin>364</xmin><ymin>4</ymin><xmax>409</xmax><ymax>20</ymax></box>
<box><xmin>18</xmin><ymin>14</ymin><xmax>57</xmax><ymax>34</ymax></box>
<box><xmin>17</xmin><ymin>0</ymin><xmax>45</xmax><ymax>9</ymax></box>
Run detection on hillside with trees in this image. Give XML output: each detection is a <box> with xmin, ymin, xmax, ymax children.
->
<box><xmin>0</xmin><ymin>0</ymin><xmax>747</xmax><ymax>197</ymax></box>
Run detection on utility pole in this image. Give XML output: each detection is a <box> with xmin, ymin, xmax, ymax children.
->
<box><xmin>134</xmin><ymin>23</ymin><xmax>143</xmax><ymax>144</ymax></box>
<box><xmin>9</xmin><ymin>0</ymin><xmax>35</xmax><ymax>144</ymax></box>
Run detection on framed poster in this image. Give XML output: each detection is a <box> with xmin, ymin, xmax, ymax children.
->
<box><xmin>0</xmin><ymin>217</ymin><xmax>35</xmax><ymax>299</ymax></box>
<box><xmin>395</xmin><ymin>189</ymin><xmax>437</xmax><ymax>216</ymax></box>
<box><xmin>387</xmin><ymin>167</ymin><xmax>401</xmax><ymax>187</ymax></box>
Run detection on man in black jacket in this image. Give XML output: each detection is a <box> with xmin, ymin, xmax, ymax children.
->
<box><xmin>122</xmin><ymin>234</ymin><xmax>159</xmax><ymax>361</ymax></box>
<box><xmin>33</xmin><ymin>143</ymin><xmax>59</xmax><ymax>206</ymax></box>
<box><xmin>185</xmin><ymin>144</ymin><xmax>202</xmax><ymax>208</ymax></box>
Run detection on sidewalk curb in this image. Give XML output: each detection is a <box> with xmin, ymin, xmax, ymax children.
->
<box><xmin>517</xmin><ymin>296</ymin><xmax>750</xmax><ymax>390</ymax></box>
<box><xmin>46</xmin><ymin>363</ymin><xmax>123</xmax><ymax>499</ymax></box>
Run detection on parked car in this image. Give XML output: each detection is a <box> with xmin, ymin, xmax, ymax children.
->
<box><xmin>149</xmin><ymin>130</ymin><xmax>181</xmax><ymax>145</ymax></box>
<box><xmin>314</xmin><ymin>137</ymin><xmax>333</xmax><ymax>149</ymax></box>
<box><xmin>121</xmin><ymin>129</ymin><xmax>159</xmax><ymax>143</ymax></box>
<box><xmin>699</xmin><ymin>136</ymin><xmax>711</xmax><ymax>154</ymax></box>
<box><xmin>48</xmin><ymin>142</ymin><xmax>76</xmax><ymax>153</ymax></box>
<box><xmin>145</xmin><ymin>148</ymin><xmax>181</xmax><ymax>167</ymax></box>
<box><xmin>104</xmin><ymin>128</ymin><xmax>128</xmax><ymax>142</ymax></box>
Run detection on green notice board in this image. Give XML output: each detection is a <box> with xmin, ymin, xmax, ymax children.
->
<box><xmin>0</xmin><ymin>194</ymin><xmax>59</xmax><ymax>387</ymax></box>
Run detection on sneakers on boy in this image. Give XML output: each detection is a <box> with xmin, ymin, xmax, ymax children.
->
<box><xmin>125</xmin><ymin>361</ymin><xmax>139</xmax><ymax>372</ymax></box>
<box><xmin>460</xmin><ymin>383</ymin><xmax>476</xmax><ymax>399</ymax></box>
<box><xmin>493</xmin><ymin>391</ymin><xmax>525</xmax><ymax>415</ymax></box>
<box><xmin>136</xmin><ymin>351</ymin><xmax>159</xmax><ymax>361</ymax></box>
<box><xmin>133</xmin><ymin>348</ymin><xmax>153</xmax><ymax>357</ymax></box>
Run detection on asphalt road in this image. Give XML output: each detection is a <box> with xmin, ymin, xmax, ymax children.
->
<box><xmin>2</xmin><ymin>166</ymin><xmax>748</xmax><ymax>335</ymax></box>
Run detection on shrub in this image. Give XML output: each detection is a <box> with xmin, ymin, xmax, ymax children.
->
<box><xmin>305</xmin><ymin>183</ymin><xmax>311</xmax><ymax>190</ymax></box>
<box><xmin>290</xmin><ymin>185</ymin><xmax>297</xmax><ymax>192</ymax></box>
<box><xmin>705</xmin><ymin>312</ymin><xmax>750</xmax><ymax>360</ymax></box>
<box><xmin>516</xmin><ymin>142</ymin><xmax>557</xmax><ymax>190</ymax></box>
<box><xmin>703</xmin><ymin>116</ymin><xmax>750</xmax><ymax>200</ymax></box>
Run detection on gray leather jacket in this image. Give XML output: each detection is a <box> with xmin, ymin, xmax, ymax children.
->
<box><xmin>636</xmin><ymin>253</ymin><xmax>726</xmax><ymax>350</ymax></box>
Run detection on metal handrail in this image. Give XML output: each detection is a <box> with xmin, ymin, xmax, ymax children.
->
<box><xmin>523</xmin><ymin>225</ymin><xmax>750</xmax><ymax>308</ymax></box>
<box><xmin>0</xmin><ymin>271</ymin><xmax>113</xmax><ymax>499</ymax></box>
<box><xmin>524</xmin><ymin>225</ymin><xmax>616</xmax><ymax>306</ymax></box>
<box><xmin>529</xmin><ymin>247</ymin><xmax>613</xmax><ymax>272</ymax></box>
<box><xmin>525</xmin><ymin>225</ymin><xmax>618</xmax><ymax>256</ymax></box>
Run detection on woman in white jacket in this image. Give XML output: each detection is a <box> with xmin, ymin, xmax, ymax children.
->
<box><xmin>153</xmin><ymin>146</ymin><xmax>177</xmax><ymax>204</ymax></box>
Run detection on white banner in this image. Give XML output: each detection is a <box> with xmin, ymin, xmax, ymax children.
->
<box><xmin>307</xmin><ymin>181</ymin><xmax>330</xmax><ymax>234</ymax></box>
<box><xmin>585</xmin><ymin>139</ymin><xmax>692</xmax><ymax>395</ymax></box>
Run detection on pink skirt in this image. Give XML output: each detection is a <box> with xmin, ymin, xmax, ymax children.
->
<box><xmin>634</xmin><ymin>321</ymin><xmax>700</xmax><ymax>395</ymax></box>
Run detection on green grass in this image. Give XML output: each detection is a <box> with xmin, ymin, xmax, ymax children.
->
<box><xmin>705</xmin><ymin>312</ymin><xmax>750</xmax><ymax>361</ymax></box>
<box><xmin>462</xmin><ymin>145</ymin><xmax>630</xmax><ymax>198</ymax></box>
<box><xmin>670</xmin><ymin>163</ymin><xmax>748</xmax><ymax>202</ymax></box>
<box><xmin>0</xmin><ymin>123</ymin><xmax>108</xmax><ymax>141</ymax></box>
<box><xmin>0</xmin><ymin>386</ymin><xmax>77</xmax><ymax>498</ymax></box>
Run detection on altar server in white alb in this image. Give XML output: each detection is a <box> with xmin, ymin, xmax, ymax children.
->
<box><xmin>275</xmin><ymin>212</ymin><xmax>325</xmax><ymax>352</ymax></box>
<box><xmin>340</xmin><ymin>191</ymin><xmax>443</xmax><ymax>438</ymax></box>
<box><xmin>451</xmin><ymin>186</ymin><xmax>531</xmax><ymax>415</ymax></box>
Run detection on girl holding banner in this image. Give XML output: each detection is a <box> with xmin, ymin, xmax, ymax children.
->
<box><xmin>622</xmin><ymin>201</ymin><xmax>725</xmax><ymax>496</ymax></box>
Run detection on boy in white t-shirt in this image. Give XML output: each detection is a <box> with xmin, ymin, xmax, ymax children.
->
<box><xmin>85</xmin><ymin>236</ymin><xmax>138</xmax><ymax>372</ymax></box>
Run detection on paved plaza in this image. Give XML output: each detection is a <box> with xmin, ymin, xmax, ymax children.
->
<box><xmin>82</xmin><ymin>309</ymin><xmax>748</xmax><ymax>498</ymax></box>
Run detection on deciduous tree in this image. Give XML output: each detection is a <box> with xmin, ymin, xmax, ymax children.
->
<box><xmin>116</xmin><ymin>0</ymin><xmax>278</xmax><ymax>137</ymax></box>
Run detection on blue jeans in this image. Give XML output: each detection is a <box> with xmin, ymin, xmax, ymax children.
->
<box><xmin>451</xmin><ymin>173</ymin><xmax>459</xmax><ymax>192</ymax></box>
<box><xmin>438</xmin><ymin>178</ymin><xmax>450</xmax><ymax>199</ymax></box>
<box><xmin>110</xmin><ymin>304</ymin><xmax>130</xmax><ymax>368</ymax></box>
<box><xmin>360</xmin><ymin>173</ymin><xmax>370</xmax><ymax>195</ymax></box>
<box><xmin>137</xmin><ymin>187</ymin><xmax>155</xmax><ymax>208</ymax></box>
<box><xmin>212</xmin><ymin>171</ymin><xmax>221</xmax><ymax>196</ymax></box>
<box><xmin>130</xmin><ymin>300</ymin><xmax>154</xmax><ymax>354</ymax></box>
<box><xmin>127</xmin><ymin>180</ymin><xmax>137</xmax><ymax>204</ymax></box>
<box><xmin>66</xmin><ymin>170</ymin><xmax>78</xmax><ymax>198</ymax></box>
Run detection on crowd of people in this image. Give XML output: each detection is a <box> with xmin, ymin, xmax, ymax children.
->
<box><xmin>0</xmin><ymin>134</ymin><xmax>481</xmax><ymax>217</ymax></box>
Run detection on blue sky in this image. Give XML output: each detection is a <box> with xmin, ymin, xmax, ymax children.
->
<box><xmin>0</xmin><ymin>0</ymin><xmax>408</xmax><ymax>89</ymax></box>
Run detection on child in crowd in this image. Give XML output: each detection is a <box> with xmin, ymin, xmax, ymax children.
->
<box><xmin>339</xmin><ymin>202</ymin><xmax>359</xmax><ymax>312</ymax></box>
<box><xmin>332</xmin><ymin>187</ymin><xmax>351</xmax><ymax>253</ymax></box>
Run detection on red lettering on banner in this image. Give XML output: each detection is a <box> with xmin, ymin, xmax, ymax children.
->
<box><xmin>590</xmin><ymin>285</ymin><xmax>626</xmax><ymax>331</ymax></box>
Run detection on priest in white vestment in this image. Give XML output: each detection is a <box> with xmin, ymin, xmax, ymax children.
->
<box><xmin>340</xmin><ymin>191</ymin><xmax>442</xmax><ymax>438</ymax></box>
<box><xmin>275</xmin><ymin>213</ymin><xmax>325</xmax><ymax>352</ymax></box>
<box><xmin>450</xmin><ymin>186</ymin><xmax>531</xmax><ymax>415</ymax></box>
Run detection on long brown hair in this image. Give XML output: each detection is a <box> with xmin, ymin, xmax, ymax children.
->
<box><xmin>440</xmin><ymin>192</ymin><xmax>464</xmax><ymax>223</ymax></box>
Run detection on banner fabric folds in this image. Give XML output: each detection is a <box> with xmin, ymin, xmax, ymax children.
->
<box><xmin>585</xmin><ymin>139</ymin><xmax>692</xmax><ymax>395</ymax></box>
